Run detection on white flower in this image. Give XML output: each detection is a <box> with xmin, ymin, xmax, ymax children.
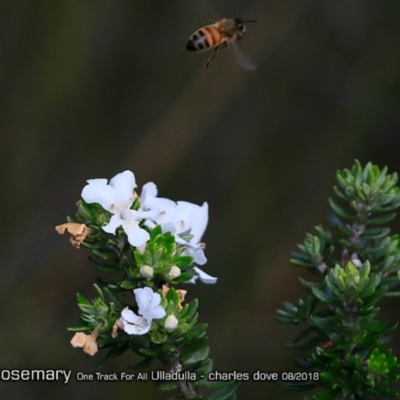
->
<box><xmin>120</xmin><ymin>308</ymin><xmax>151</xmax><ymax>335</ymax></box>
<box><xmin>164</xmin><ymin>315</ymin><xmax>178</xmax><ymax>331</ymax></box>
<box><xmin>119</xmin><ymin>287</ymin><xmax>166</xmax><ymax>335</ymax></box>
<box><xmin>81</xmin><ymin>170</ymin><xmax>156</xmax><ymax>248</ymax></box>
<box><xmin>140</xmin><ymin>182</ymin><xmax>217</xmax><ymax>284</ymax></box>
<box><xmin>134</xmin><ymin>287</ymin><xmax>166</xmax><ymax>321</ymax></box>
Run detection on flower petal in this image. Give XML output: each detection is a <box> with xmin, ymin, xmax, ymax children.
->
<box><xmin>172</xmin><ymin>202</ymin><xmax>192</xmax><ymax>233</ymax></box>
<box><xmin>193</xmin><ymin>267</ymin><xmax>217</xmax><ymax>284</ymax></box>
<box><xmin>117</xmin><ymin>210</ymin><xmax>150</xmax><ymax>247</ymax></box>
<box><xmin>148</xmin><ymin>304</ymin><xmax>166</xmax><ymax>320</ymax></box>
<box><xmin>134</xmin><ymin>288</ymin><xmax>166</xmax><ymax>321</ymax></box>
<box><xmin>81</xmin><ymin>179</ymin><xmax>118</xmax><ymax>213</ymax></box>
<box><xmin>140</xmin><ymin>183</ymin><xmax>177</xmax><ymax>223</ymax></box>
<box><xmin>121</xmin><ymin>308</ymin><xmax>138</xmax><ymax>323</ymax></box>
<box><xmin>141</xmin><ymin>182</ymin><xmax>158</xmax><ymax>203</ymax></box>
<box><xmin>160</xmin><ymin>222</ymin><xmax>177</xmax><ymax>235</ymax></box>
<box><xmin>185</xmin><ymin>276</ymin><xmax>199</xmax><ymax>284</ymax></box>
<box><xmin>102</xmin><ymin>214</ymin><xmax>122</xmax><ymax>234</ymax></box>
<box><xmin>109</xmin><ymin>171</ymin><xmax>136</xmax><ymax>211</ymax></box>
<box><xmin>178</xmin><ymin>201</ymin><xmax>208</xmax><ymax>244</ymax></box>
<box><xmin>125</xmin><ymin>225</ymin><xmax>150</xmax><ymax>247</ymax></box>
<box><xmin>120</xmin><ymin>309</ymin><xmax>151</xmax><ymax>335</ymax></box>
<box><xmin>192</xmin><ymin>248</ymin><xmax>207</xmax><ymax>265</ymax></box>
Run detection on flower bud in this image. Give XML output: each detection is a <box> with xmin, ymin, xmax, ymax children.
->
<box><xmin>164</xmin><ymin>315</ymin><xmax>178</xmax><ymax>331</ymax></box>
<box><xmin>140</xmin><ymin>265</ymin><xmax>154</xmax><ymax>278</ymax></box>
<box><xmin>168</xmin><ymin>266</ymin><xmax>181</xmax><ymax>279</ymax></box>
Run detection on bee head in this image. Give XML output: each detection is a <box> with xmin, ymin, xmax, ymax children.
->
<box><xmin>234</xmin><ymin>18</ymin><xmax>256</xmax><ymax>33</ymax></box>
<box><xmin>234</xmin><ymin>18</ymin><xmax>246</xmax><ymax>33</ymax></box>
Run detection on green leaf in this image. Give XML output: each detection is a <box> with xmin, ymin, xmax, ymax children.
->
<box><xmin>98</xmin><ymin>342</ymin><xmax>129</xmax><ymax>368</ymax></box>
<box><xmin>310</xmin><ymin>315</ymin><xmax>338</xmax><ymax>332</ymax></box>
<box><xmin>207</xmin><ymin>381</ymin><xmax>241</xmax><ymax>400</ymax></box>
<box><xmin>119</xmin><ymin>280</ymin><xmax>137</xmax><ymax>290</ymax></box>
<box><xmin>67</xmin><ymin>326</ymin><xmax>90</xmax><ymax>331</ymax></box>
<box><xmin>278</xmin><ymin>380</ymin><xmax>316</xmax><ymax>391</ymax></box>
<box><xmin>166</xmin><ymin>288</ymin><xmax>180</xmax><ymax>306</ymax></box>
<box><xmin>294</xmin><ymin>358</ymin><xmax>314</xmax><ymax>369</ymax></box>
<box><xmin>195</xmin><ymin>379</ymin><xmax>230</xmax><ymax>389</ymax></box>
<box><xmin>181</xmin><ymin>337</ymin><xmax>208</xmax><ymax>362</ymax></box>
<box><xmin>172</xmin><ymin>256</ymin><xmax>194</xmax><ymax>267</ymax></box>
<box><xmin>76</xmin><ymin>293</ymin><xmax>91</xmax><ymax>306</ymax></box>
<box><xmin>275</xmin><ymin>315</ymin><xmax>296</xmax><ymax>324</ymax></box>
<box><xmin>138</xmin><ymin>346</ymin><xmax>161</xmax><ymax>357</ymax></box>
<box><xmin>311</xmin><ymin>287</ymin><xmax>331</xmax><ymax>303</ymax></box>
<box><xmin>150</xmin><ymin>330</ymin><xmax>168</xmax><ymax>344</ymax></box>
<box><xmin>150</xmin><ymin>225</ymin><xmax>162</xmax><ymax>239</ymax></box>
<box><xmin>287</xmin><ymin>337</ymin><xmax>321</xmax><ymax>350</ymax></box>
<box><xmin>92</xmin><ymin>248</ymin><xmax>117</xmax><ymax>260</ymax></box>
<box><xmin>329</xmin><ymin>198</ymin><xmax>354</xmax><ymax>220</ymax></box>
<box><xmin>362</xmin><ymin>227</ymin><xmax>390</xmax><ymax>240</ymax></box>
<box><xmin>184</xmin><ymin>323</ymin><xmax>208</xmax><ymax>338</ymax></box>
<box><xmin>180</xmin><ymin>299</ymin><xmax>198</xmax><ymax>319</ymax></box>
<box><xmin>88</xmin><ymin>256</ymin><xmax>120</xmax><ymax>272</ymax></box>
<box><xmin>298</xmin><ymin>277</ymin><xmax>322</xmax><ymax>289</ymax></box>
<box><xmin>184</xmin><ymin>346</ymin><xmax>209</xmax><ymax>365</ymax></box>
<box><xmin>368</xmin><ymin>212</ymin><xmax>397</xmax><ymax>225</ymax></box>
<box><xmin>154</xmin><ymin>381</ymin><xmax>178</xmax><ymax>391</ymax></box>
<box><xmin>293</xmin><ymin>327</ymin><xmax>315</xmax><ymax>343</ymax></box>
<box><xmin>127</xmin><ymin>357</ymin><xmax>153</xmax><ymax>371</ymax></box>
<box><xmin>282</xmin><ymin>301</ymin><xmax>298</xmax><ymax>313</ymax></box>
<box><xmin>193</xmin><ymin>358</ymin><xmax>213</xmax><ymax>375</ymax></box>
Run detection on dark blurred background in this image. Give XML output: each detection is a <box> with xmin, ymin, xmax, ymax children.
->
<box><xmin>2</xmin><ymin>0</ymin><xmax>400</xmax><ymax>398</ymax></box>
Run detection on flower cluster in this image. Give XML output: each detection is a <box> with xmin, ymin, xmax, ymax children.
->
<box><xmin>78</xmin><ymin>170</ymin><xmax>216</xmax><ymax>284</ymax></box>
<box><xmin>57</xmin><ymin>170</ymin><xmax>218</xmax><ymax>344</ymax></box>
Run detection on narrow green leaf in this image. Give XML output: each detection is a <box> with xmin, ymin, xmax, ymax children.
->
<box><xmin>89</xmin><ymin>256</ymin><xmax>120</xmax><ymax>272</ymax></box>
<box><xmin>154</xmin><ymin>381</ymin><xmax>178</xmax><ymax>391</ymax></box>
<box><xmin>184</xmin><ymin>346</ymin><xmax>209</xmax><ymax>365</ymax></box>
<box><xmin>207</xmin><ymin>381</ymin><xmax>241</xmax><ymax>400</ymax></box>
<box><xmin>172</xmin><ymin>256</ymin><xmax>194</xmax><ymax>267</ymax></box>
<box><xmin>195</xmin><ymin>379</ymin><xmax>230</xmax><ymax>389</ymax></box>
<box><xmin>98</xmin><ymin>342</ymin><xmax>129</xmax><ymax>368</ymax></box>
<box><xmin>329</xmin><ymin>198</ymin><xmax>354</xmax><ymax>220</ymax></box>
<box><xmin>127</xmin><ymin>357</ymin><xmax>153</xmax><ymax>371</ymax></box>
<box><xmin>119</xmin><ymin>280</ymin><xmax>137</xmax><ymax>290</ymax></box>
<box><xmin>367</xmin><ymin>212</ymin><xmax>397</xmax><ymax>225</ymax></box>
<box><xmin>311</xmin><ymin>287</ymin><xmax>331</xmax><ymax>303</ymax></box>
<box><xmin>362</xmin><ymin>227</ymin><xmax>390</xmax><ymax>240</ymax></box>
<box><xmin>180</xmin><ymin>299</ymin><xmax>198</xmax><ymax>319</ymax></box>
<box><xmin>138</xmin><ymin>346</ymin><xmax>161</xmax><ymax>357</ymax></box>
<box><xmin>278</xmin><ymin>380</ymin><xmax>316</xmax><ymax>391</ymax></box>
<box><xmin>76</xmin><ymin>293</ymin><xmax>91</xmax><ymax>306</ymax></box>
<box><xmin>184</xmin><ymin>323</ymin><xmax>208</xmax><ymax>339</ymax></box>
<box><xmin>287</xmin><ymin>337</ymin><xmax>321</xmax><ymax>349</ymax></box>
<box><xmin>92</xmin><ymin>248</ymin><xmax>117</xmax><ymax>260</ymax></box>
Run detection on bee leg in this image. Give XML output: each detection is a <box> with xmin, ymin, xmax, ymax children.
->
<box><xmin>203</xmin><ymin>46</ymin><xmax>220</xmax><ymax>70</ymax></box>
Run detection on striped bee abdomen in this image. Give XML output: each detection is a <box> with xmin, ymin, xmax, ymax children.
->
<box><xmin>186</xmin><ymin>25</ymin><xmax>223</xmax><ymax>52</ymax></box>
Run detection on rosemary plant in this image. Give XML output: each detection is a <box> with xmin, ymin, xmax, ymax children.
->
<box><xmin>277</xmin><ymin>160</ymin><xmax>400</xmax><ymax>399</ymax></box>
<box><xmin>56</xmin><ymin>170</ymin><xmax>238</xmax><ymax>400</ymax></box>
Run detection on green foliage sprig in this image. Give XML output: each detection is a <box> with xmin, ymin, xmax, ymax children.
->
<box><xmin>277</xmin><ymin>160</ymin><xmax>400</xmax><ymax>399</ymax></box>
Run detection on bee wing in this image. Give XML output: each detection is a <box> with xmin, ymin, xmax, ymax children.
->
<box><xmin>228</xmin><ymin>40</ymin><xmax>257</xmax><ymax>71</ymax></box>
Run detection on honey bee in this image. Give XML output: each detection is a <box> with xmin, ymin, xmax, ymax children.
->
<box><xmin>186</xmin><ymin>18</ymin><xmax>256</xmax><ymax>70</ymax></box>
